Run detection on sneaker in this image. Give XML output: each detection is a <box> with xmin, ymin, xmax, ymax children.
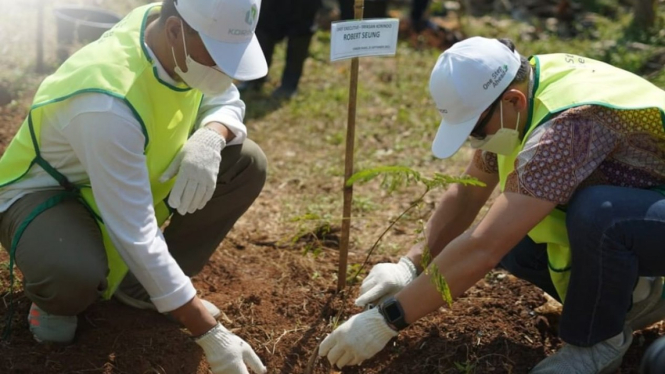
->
<box><xmin>113</xmin><ymin>289</ymin><xmax>223</xmax><ymax>320</ymax></box>
<box><xmin>529</xmin><ymin>325</ymin><xmax>633</xmax><ymax>374</ymax></box>
<box><xmin>626</xmin><ymin>277</ymin><xmax>665</xmax><ymax>331</ymax></box>
<box><xmin>28</xmin><ymin>303</ymin><xmax>77</xmax><ymax>344</ymax></box>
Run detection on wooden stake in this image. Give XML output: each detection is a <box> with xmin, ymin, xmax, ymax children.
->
<box><xmin>337</xmin><ymin>0</ymin><xmax>365</xmax><ymax>292</ymax></box>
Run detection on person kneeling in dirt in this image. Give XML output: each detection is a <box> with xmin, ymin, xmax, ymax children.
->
<box><xmin>319</xmin><ymin>36</ymin><xmax>665</xmax><ymax>373</ymax></box>
<box><xmin>0</xmin><ymin>0</ymin><xmax>269</xmax><ymax>373</ymax></box>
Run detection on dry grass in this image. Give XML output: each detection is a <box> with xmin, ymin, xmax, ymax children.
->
<box><xmin>1</xmin><ymin>0</ymin><xmax>664</xmax><ymax>281</ymax></box>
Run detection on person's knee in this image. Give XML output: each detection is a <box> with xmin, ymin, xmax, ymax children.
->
<box><xmin>567</xmin><ymin>186</ymin><xmax>618</xmax><ymax>236</ymax></box>
<box><xmin>236</xmin><ymin>139</ymin><xmax>267</xmax><ymax>196</ymax></box>
<box><xmin>25</xmin><ymin>261</ymin><xmax>106</xmax><ymax>315</ymax></box>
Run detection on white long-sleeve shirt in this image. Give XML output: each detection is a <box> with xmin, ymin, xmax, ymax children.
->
<box><xmin>0</xmin><ymin>43</ymin><xmax>246</xmax><ymax>312</ymax></box>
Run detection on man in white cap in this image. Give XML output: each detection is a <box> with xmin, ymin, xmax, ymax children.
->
<box><xmin>318</xmin><ymin>36</ymin><xmax>665</xmax><ymax>373</ymax></box>
<box><xmin>0</xmin><ymin>0</ymin><xmax>269</xmax><ymax>373</ymax></box>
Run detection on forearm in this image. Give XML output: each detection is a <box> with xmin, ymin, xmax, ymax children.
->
<box><xmin>399</xmin><ymin>231</ymin><xmax>496</xmax><ymax>324</ymax></box>
<box><xmin>170</xmin><ymin>296</ymin><xmax>218</xmax><ymax>336</ymax></box>
<box><xmin>65</xmin><ymin>106</ymin><xmax>196</xmax><ymax>312</ymax></box>
<box><xmin>397</xmin><ymin>192</ymin><xmax>556</xmax><ymax>325</ymax></box>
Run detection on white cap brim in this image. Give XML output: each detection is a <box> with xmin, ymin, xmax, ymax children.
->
<box><xmin>201</xmin><ymin>33</ymin><xmax>268</xmax><ymax>81</ymax></box>
<box><xmin>431</xmin><ymin>114</ymin><xmax>480</xmax><ymax>159</ymax></box>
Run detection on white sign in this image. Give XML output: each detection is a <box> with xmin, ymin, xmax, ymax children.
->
<box><xmin>330</xmin><ymin>18</ymin><xmax>399</xmax><ymax>62</ymax></box>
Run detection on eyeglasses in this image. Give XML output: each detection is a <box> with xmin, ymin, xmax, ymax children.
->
<box><xmin>470</xmin><ymin>92</ymin><xmax>506</xmax><ymax>140</ymax></box>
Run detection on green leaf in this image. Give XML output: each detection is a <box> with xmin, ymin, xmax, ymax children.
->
<box><xmin>346</xmin><ymin>166</ymin><xmax>422</xmax><ymax>193</ymax></box>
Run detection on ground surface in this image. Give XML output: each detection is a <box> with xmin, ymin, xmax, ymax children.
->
<box><xmin>1</xmin><ymin>0</ymin><xmax>665</xmax><ymax>373</ymax></box>
<box><xmin>1</xmin><ymin>223</ymin><xmax>664</xmax><ymax>373</ymax></box>
<box><xmin>1</xmin><ymin>96</ymin><xmax>663</xmax><ymax>371</ymax></box>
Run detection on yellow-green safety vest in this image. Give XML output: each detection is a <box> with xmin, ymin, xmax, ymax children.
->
<box><xmin>497</xmin><ymin>53</ymin><xmax>665</xmax><ymax>302</ymax></box>
<box><xmin>0</xmin><ymin>3</ymin><xmax>202</xmax><ymax>299</ymax></box>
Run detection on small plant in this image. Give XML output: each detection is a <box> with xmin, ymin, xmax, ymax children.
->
<box><xmin>346</xmin><ymin>263</ymin><xmax>363</xmax><ymax>285</ymax></box>
<box><xmin>421</xmin><ymin>241</ymin><xmax>454</xmax><ymax>308</ymax></box>
<box><xmin>454</xmin><ymin>360</ymin><xmax>476</xmax><ymax>374</ymax></box>
<box><xmin>305</xmin><ymin>165</ymin><xmax>484</xmax><ymax>373</ymax></box>
<box><xmin>289</xmin><ymin>214</ymin><xmax>340</xmax><ymax>257</ymax></box>
<box><xmin>344</xmin><ymin>165</ymin><xmax>485</xmax><ymax>288</ymax></box>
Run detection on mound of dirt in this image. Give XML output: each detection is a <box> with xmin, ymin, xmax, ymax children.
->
<box><xmin>1</xmin><ymin>235</ymin><xmax>662</xmax><ymax>373</ymax></box>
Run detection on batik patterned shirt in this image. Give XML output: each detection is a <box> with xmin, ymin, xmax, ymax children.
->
<box><xmin>474</xmin><ymin>105</ymin><xmax>665</xmax><ymax>205</ymax></box>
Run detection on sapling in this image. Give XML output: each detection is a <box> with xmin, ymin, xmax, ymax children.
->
<box><xmin>304</xmin><ymin>165</ymin><xmax>484</xmax><ymax>373</ymax></box>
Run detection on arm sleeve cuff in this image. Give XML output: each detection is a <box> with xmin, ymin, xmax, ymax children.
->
<box><xmin>150</xmin><ymin>280</ymin><xmax>197</xmax><ymax>313</ymax></box>
<box><xmin>200</xmin><ymin>113</ymin><xmax>247</xmax><ymax>146</ymax></box>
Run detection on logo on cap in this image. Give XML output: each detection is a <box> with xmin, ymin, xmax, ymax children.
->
<box><xmin>482</xmin><ymin>64</ymin><xmax>509</xmax><ymax>90</ymax></box>
<box><xmin>245</xmin><ymin>4</ymin><xmax>258</xmax><ymax>25</ymax></box>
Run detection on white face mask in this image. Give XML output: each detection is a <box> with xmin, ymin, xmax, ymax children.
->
<box><xmin>469</xmin><ymin>102</ymin><xmax>520</xmax><ymax>155</ymax></box>
<box><xmin>171</xmin><ymin>22</ymin><xmax>233</xmax><ymax>96</ymax></box>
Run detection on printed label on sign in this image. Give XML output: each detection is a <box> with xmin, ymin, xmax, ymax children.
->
<box><xmin>330</xmin><ymin>19</ymin><xmax>399</xmax><ymax>61</ymax></box>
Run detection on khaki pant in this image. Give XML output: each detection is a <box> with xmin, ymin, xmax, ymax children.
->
<box><xmin>0</xmin><ymin>140</ymin><xmax>267</xmax><ymax>316</ymax></box>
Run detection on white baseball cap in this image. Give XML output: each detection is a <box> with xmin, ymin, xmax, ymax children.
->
<box><xmin>429</xmin><ymin>37</ymin><xmax>522</xmax><ymax>159</ymax></box>
<box><xmin>175</xmin><ymin>0</ymin><xmax>267</xmax><ymax>81</ymax></box>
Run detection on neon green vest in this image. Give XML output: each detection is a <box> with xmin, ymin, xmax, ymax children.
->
<box><xmin>497</xmin><ymin>54</ymin><xmax>665</xmax><ymax>302</ymax></box>
<box><xmin>0</xmin><ymin>4</ymin><xmax>203</xmax><ymax>299</ymax></box>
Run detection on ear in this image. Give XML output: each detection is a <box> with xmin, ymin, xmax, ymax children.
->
<box><xmin>503</xmin><ymin>88</ymin><xmax>527</xmax><ymax>112</ymax></box>
<box><xmin>164</xmin><ymin>16</ymin><xmax>182</xmax><ymax>47</ymax></box>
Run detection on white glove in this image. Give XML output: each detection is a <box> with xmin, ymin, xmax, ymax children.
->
<box><xmin>355</xmin><ymin>257</ymin><xmax>418</xmax><ymax>308</ymax></box>
<box><xmin>318</xmin><ymin>308</ymin><xmax>398</xmax><ymax>368</ymax></box>
<box><xmin>195</xmin><ymin>323</ymin><xmax>267</xmax><ymax>374</ymax></box>
<box><xmin>160</xmin><ymin>127</ymin><xmax>226</xmax><ymax>215</ymax></box>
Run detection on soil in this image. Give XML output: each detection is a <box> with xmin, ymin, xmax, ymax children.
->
<box><xmin>2</xmin><ymin>235</ymin><xmax>663</xmax><ymax>374</ymax></box>
<box><xmin>0</xmin><ymin>52</ymin><xmax>663</xmax><ymax>374</ymax></box>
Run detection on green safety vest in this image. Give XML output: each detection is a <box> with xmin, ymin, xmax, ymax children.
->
<box><xmin>497</xmin><ymin>53</ymin><xmax>665</xmax><ymax>302</ymax></box>
<box><xmin>0</xmin><ymin>3</ymin><xmax>202</xmax><ymax>299</ymax></box>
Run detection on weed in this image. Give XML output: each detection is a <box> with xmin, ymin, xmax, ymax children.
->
<box><xmin>454</xmin><ymin>360</ymin><xmax>476</xmax><ymax>374</ymax></box>
<box><xmin>346</xmin><ymin>263</ymin><xmax>363</xmax><ymax>285</ymax></box>
<box><xmin>289</xmin><ymin>214</ymin><xmax>340</xmax><ymax>257</ymax></box>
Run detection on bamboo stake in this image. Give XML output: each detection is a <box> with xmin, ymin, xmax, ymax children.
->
<box><xmin>337</xmin><ymin>0</ymin><xmax>365</xmax><ymax>293</ymax></box>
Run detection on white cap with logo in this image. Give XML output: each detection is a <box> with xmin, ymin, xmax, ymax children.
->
<box><xmin>429</xmin><ymin>37</ymin><xmax>522</xmax><ymax>159</ymax></box>
<box><xmin>175</xmin><ymin>0</ymin><xmax>268</xmax><ymax>81</ymax></box>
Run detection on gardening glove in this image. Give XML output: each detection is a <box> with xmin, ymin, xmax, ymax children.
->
<box><xmin>318</xmin><ymin>307</ymin><xmax>398</xmax><ymax>368</ymax></box>
<box><xmin>195</xmin><ymin>323</ymin><xmax>267</xmax><ymax>374</ymax></box>
<box><xmin>355</xmin><ymin>257</ymin><xmax>418</xmax><ymax>308</ymax></box>
<box><xmin>160</xmin><ymin>127</ymin><xmax>226</xmax><ymax>215</ymax></box>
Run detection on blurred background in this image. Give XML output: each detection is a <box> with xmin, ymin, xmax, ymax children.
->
<box><xmin>0</xmin><ymin>0</ymin><xmax>663</xmax><ymax>106</ymax></box>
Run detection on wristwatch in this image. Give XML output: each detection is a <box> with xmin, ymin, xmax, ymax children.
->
<box><xmin>377</xmin><ymin>296</ymin><xmax>409</xmax><ymax>331</ymax></box>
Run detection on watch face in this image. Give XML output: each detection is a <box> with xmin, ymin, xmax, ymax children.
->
<box><xmin>384</xmin><ymin>302</ymin><xmax>402</xmax><ymax>321</ymax></box>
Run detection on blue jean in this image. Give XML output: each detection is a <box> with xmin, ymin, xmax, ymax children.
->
<box><xmin>500</xmin><ymin>185</ymin><xmax>665</xmax><ymax>347</ymax></box>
